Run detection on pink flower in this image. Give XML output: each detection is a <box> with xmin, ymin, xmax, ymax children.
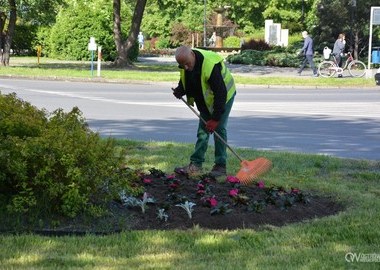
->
<box><xmin>209</xmin><ymin>197</ymin><xmax>218</xmax><ymax>207</ymax></box>
<box><xmin>197</xmin><ymin>189</ymin><xmax>205</xmax><ymax>195</ymax></box>
<box><xmin>229</xmin><ymin>189</ymin><xmax>239</xmax><ymax>197</ymax></box>
<box><xmin>143</xmin><ymin>178</ymin><xmax>152</xmax><ymax>184</ymax></box>
<box><xmin>202</xmin><ymin>177</ymin><xmax>212</xmax><ymax>184</ymax></box>
<box><xmin>169</xmin><ymin>183</ymin><xmax>179</xmax><ymax>189</ymax></box>
<box><xmin>257</xmin><ymin>181</ymin><xmax>265</xmax><ymax>189</ymax></box>
<box><xmin>226</xmin><ymin>176</ymin><xmax>240</xmax><ymax>184</ymax></box>
<box><xmin>166</xmin><ymin>174</ymin><xmax>176</xmax><ymax>180</ymax></box>
<box><xmin>291</xmin><ymin>188</ymin><xmax>300</xmax><ymax>194</ymax></box>
<box><xmin>197</xmin><ymin>183</ymin><xmax>205</xmax><ymax>190</ymax></box>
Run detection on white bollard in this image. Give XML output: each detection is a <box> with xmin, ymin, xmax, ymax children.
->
<box><xmin>97</xmin><ymin>46</ymin><xmax>102</xmax><ymax>77</ymax></box>
<box><xmin>365</xmin><ymin>69</ymin><xmax>373</xmax><ymax>79</ymax></box>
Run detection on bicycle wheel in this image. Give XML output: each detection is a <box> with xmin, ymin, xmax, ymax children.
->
<box><xmin>318</xmin><ymin>61</ymin><xmax>336</xmax><ymax>78</ymax></box>
<box><xmin>348</xmin><ymin>60</ymin><xmax>366</xmax><ymax>77</ymax></box>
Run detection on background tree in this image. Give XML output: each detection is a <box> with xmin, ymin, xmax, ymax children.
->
<box><xmin>1</xmin><ymin>0</ymin><xmax>17</xmax><ymax>66</ymax></box>
<box><xmin>311</xmin><ymin>0</ymin><xmax>380</xmax><ymax>58</ymax></box>
<box><xmin>113</xmin><ymin>0</ymin><xmax>147</xmax><ymax>67</ymax></box>
<box><xmin>49</xmin><ymin>0</ymin><xmax>119</xmax><ymax>61</ymax></box>
<box><xmin>0</xmin><ymin>0</ymin><xmax>64</xmax><ymax>66</ymax></box>
<box><xmin>227</xmin><ymin>0</ymin><xmax>269</xmax><ymax>33</ymax></box>
<box><xmin>263</xmin><ymin>0</ymin><xmax>314</xmax><ymax>33</ymax></box>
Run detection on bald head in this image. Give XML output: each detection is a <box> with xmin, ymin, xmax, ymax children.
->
<box><xmin>175</xmin><ymin>46</ymin><xmax>195</xmax><ymax>71</ymax></box>
<box><xmin>175</xmin><ymin>46</ymin><xmax>192</xmax><ymax>60</ymax></box>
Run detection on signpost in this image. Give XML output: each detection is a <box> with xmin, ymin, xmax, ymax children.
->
<box><xmin>88</xmin><ymin>37</ymin><xmax>97</xmax><ymax>77</ymax></box>
<box><xmin>367</xmin><ymin>7</ymin><xmax>380</xmax><ymax>78</ymax></box>
<box><xmin>36</xmin><ymin>45</ymin><xmax>42</xmax><ymax>65</ymax></box>
<box><xmin>97</xmin><ymin>46</ymin><xmax>102</xmax><ymax>77</ymax></box>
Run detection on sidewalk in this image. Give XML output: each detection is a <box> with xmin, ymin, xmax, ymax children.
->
<box><xmin>137</xmin><ymin>56</ymin><xmax>337</xmax><ymax>78</ymax></box>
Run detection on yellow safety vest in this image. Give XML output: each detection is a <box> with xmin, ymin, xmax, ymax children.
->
<box><xmin>179</xmin><ymin>48</ymin><xmax>236</xmax><ymax>114</ymax></box>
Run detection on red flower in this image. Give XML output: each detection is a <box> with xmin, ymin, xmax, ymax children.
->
<box><xmin>209</xmin><ymin>197</ymin><xmax>218</xmax><ymax>207</ymax></box>
<box><xmin>197</xmin><ymin>189</ymin><xmax>205</xmax><ymax>195</ymax></box>
<box><xmin>226</xmin><ymin>176</ymin><xmax>240</xmax><ymax>184</ymax></box>
<box><xmin>169</xmin><ymin>183</ymin><xmax>179</xmax><ymax>189</ymax></box>
<box><xmin>257</xmin><ymin>181</ymin><xmax>265</xmax><ymax>189</ymax></box>
<box><xmin>291</xmin><ymin>188</ymin><xmax>300</xmax><ymax>194</ymax></box>
<box><xmin>143</xmin><ymin>178</ymin><xmax>152</xmax><ymax>184</ymax></box>
<box><xmin>166</xmin><ymin>174</ymin><xmax>176</xmax><ymax>180</ymax></box>
<box><xmin>197</xmin><ymin>183</ymin><xmax>205</xmax><ymax>190</ymax></box>
<box><xmin>229</xmin><ymin>189</ymin><xmax>239</xmax><ymax>197</ymax></box>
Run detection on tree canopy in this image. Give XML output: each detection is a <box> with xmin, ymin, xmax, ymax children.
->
<box><xmin>2</xmin><ymin>0</ymin><xmax>380</xmax><ymax>65</ymax></box>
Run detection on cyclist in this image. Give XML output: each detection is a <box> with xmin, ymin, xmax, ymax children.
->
<box><xmin>333</xmin><ymin>33</ymin><xmax>346</xmax><ymax>77</ymax></box>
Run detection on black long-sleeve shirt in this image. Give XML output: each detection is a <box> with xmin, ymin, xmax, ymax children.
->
<box><xmin>176</xmin><ymin>50</ymin><xmax>227</xmax><ymax>121</ymax></box>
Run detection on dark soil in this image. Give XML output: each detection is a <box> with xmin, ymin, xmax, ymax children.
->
<box><xmin>118</xmin><ymin>170</ymin><xmax>344</xmax><ymax>231</ymax></box>
<box><xmin>3</xmin><ymin>170</ymin><xmax>343</xmax><ymax>235</ymax></box>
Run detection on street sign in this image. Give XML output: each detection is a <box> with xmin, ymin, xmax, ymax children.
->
<box><xmin>374</xmin><ymin>9</ymin><xmax>380</xmax><ymax>25</ymax></box>
<box><xmin>367</xmin><ymin>6</ymin><xmax>380</xmax><ymax>74</ymax></box>
<box><xmin>88</xmin><ymin>37</ymin><xmax>97</xmax><ymax>51</ymax></box>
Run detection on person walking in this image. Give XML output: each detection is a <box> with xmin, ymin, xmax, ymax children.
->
<box><xmin>172</xmin><ymin>46</ymin><xmax>236</xmax><ymax>178</ymax></box>
<box><xmin>297</xmin><ymin>31</ymin><xmax>318</xmax><ymax>77</ymax></box>
<box><xmin>138</xmin><ymin>32</ymin><xmax>144</xmax><ymax>50</ymax></box>
<box><xmin>333</xmin><ymin>33</ymin><xmax>346</xmax><ymax>77</ymax></box>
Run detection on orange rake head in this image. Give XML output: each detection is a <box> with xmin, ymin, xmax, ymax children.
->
<box><xmin>236</xmin><ymin>157</ymin><xmax>272</xmax><ymax>185</ymax></box>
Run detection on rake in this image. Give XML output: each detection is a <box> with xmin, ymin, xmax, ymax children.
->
<box><xmin>176</xmin><ymin>94</ymin><xmax>272</xmax><ymax>185</ymax></box>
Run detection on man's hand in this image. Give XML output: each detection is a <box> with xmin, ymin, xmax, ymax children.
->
<box><xmin>205</xmin><ymin>119</ymin><xmax>219</xmax><ymax>133</ymax></box>
<box><xmin>172</xmin><ymin>87</ymin><xmax>185</xmax><ymax>99</ymax></box>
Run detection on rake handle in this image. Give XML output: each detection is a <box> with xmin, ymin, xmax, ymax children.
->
<box><xmin>178</xmin><ymin>96</ymin><xmax>243</xmax><ymax>163</ymax></box>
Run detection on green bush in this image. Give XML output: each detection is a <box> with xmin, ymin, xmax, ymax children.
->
<box><xmin>34</xmin><ymin>26</ymin><xmax>52</xmax><ymax>57</ymax></box>
<box><xmin>0</xmin><ymin>93</ymin><xmax>141</xmax><ymax>219</ymax></box>
<box><xmin>223</xmin><ymin>36</ymin><xmax>241</xmax><ymax>48</ymax></box>
<box><xmin>48</xmin><ymin>0</ymin><xmax>124</xmax><ymax>61</ymax></box>
<box><xmin>226</xmin><ymin>49</ymin><xmax>301</xmax><ymax>67</ymax></box>
<box><xmin>156</xmin><ymin>37</ymin><xmax>171</xmax><ymax>49</ymax></box>
<box><xmin>12</xmin><ymin>24</ymin><xmax>38</xmax><ymax>55</ymax></box>
<box><xmin>241</xmin><ymin>38</ymin><xmax>272</xmax><ymax>51</ymax></box>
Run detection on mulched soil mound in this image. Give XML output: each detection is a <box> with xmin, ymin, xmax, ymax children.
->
<box><xmin>3</xmin><ymin>170</ymin><xmax>343</xmax><ymax>235</ymax></box>
<box><xmin>121</xmin><ymin>170</ymin><xmax>344</xmax><ymax>230</ymax></box>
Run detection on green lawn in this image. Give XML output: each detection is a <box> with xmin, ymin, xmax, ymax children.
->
<box><xmin>0</xmin><ymin>58</ymin><xmax>379</xmax><ymax>269</ymax></box>
<box><xmin>0</xmin><ymin>140</ymin><xmax>379</xmax><ymax>269</ymax></box>
<box><xmin>0</xmin><ymin>56</ymin><xmax>376</xmax><ymax>87</ymax></box>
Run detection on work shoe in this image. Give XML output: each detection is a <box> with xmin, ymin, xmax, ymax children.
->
<box><xmin>209</xmin><ymin>164</ymin><xmax>227</xmax><ymax>178</ymax></box>
<box><xmin>175</xmin><ymin>163</ymin><xmax>202</xmax><ymax>177</ymax></box>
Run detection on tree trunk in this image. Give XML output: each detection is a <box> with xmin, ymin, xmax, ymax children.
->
<box><xmin>354</xmin><ymin>31</ymin><xmax>359</xmax><ymax>60</ymax></box>
<box><xmin>113</xmin><ymin>0</ymin><xmax>147</xmax><ymax>67</ymax></box>
<box><xmin>1</xmin><ymin>0</ymin><xmax>17</xmax><ymax>66</ymax></box>
<box><xmin>0</xmin><ymin>12</ymin><xmax>6</xmax><ymax>53</ymax></box>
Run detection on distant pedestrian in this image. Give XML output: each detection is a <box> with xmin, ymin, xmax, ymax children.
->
<box><xmin>209</xmin><ymin>32</ymin><xmax>216</xmax><ymax>47</ymax></box>
<box><xmin>138</xmin><ymin>32</ymin><xmax>144</xmax><ymax>50</ymax></box>
<box><xmin>297</xmin><ymin>31</ymin><xmax>318</xmax><ymax>77</ymax></box>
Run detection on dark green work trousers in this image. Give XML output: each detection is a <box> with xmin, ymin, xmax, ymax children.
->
<box><xmin>190</xmin><ymin>95</ymin><xmax>235</xmax><ymax>167</ymax></box>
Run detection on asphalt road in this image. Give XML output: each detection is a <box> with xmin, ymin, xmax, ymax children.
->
<box><xmin>1</xmin><ymin>78</ymin><xmax>379</xmax><ymax>161</ymax></box>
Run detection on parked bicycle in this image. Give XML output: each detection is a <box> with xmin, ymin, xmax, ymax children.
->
<box><xmin>318</xmin><ymin>52</ymin><xmax>366</xmax><ymax>78</ymax></box>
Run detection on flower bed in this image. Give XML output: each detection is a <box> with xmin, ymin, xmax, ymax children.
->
<box><xmin>119</xmin><ymin>168</ymin><xmax>343</xmax><ymax>230</ymax></box>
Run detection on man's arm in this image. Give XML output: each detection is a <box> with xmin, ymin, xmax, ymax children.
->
<box><xmin>208</xmin><ymin>63</ymin><xmax>227</xmax><ymax>121</ymax></box>
<box><xmin>172</xmin><ymin>80</ymin><xmax>186</xmax><ymax>99</ymax></box>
